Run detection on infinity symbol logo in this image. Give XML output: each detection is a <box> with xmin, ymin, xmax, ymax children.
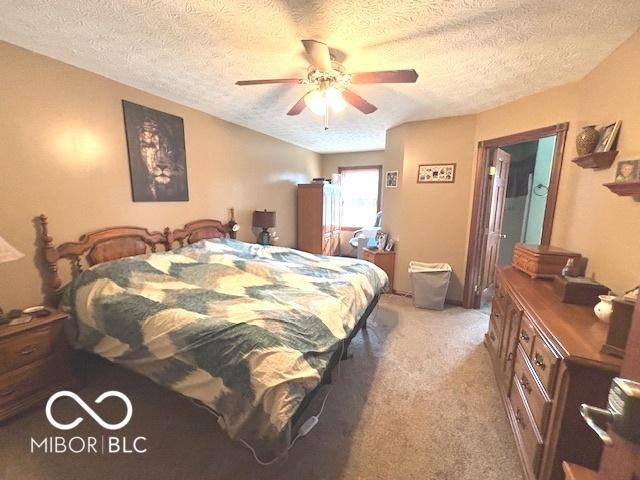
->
<box><xmin>46</xmin><ymin>391</ymin><xmax>133</xmax><ymax>431</ymax></box>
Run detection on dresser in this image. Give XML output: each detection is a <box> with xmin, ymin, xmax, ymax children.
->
<box><xmin>297</xmin><ymin>183</ymin><xmax>341</xmax><ymax>256</ymax></box>
<box><xmin>0</xmin><ymin>308</ymin><xmax>76</xmax><ymax>421</ymax></box>
<box><xmin>486</xmin><ymin>267</ymin><xmax>622</xmax><ymax>480</ymax></box>
<box><xmin>362</xmin><ymin>248</ymin><xmax>395</xmax><ymax>289</ymax></box>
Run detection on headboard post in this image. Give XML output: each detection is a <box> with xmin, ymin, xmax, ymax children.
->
<box><xmin>39</xmin><ymin>214</ymin><xmax>63</xmax><ymax>293</ymax></box>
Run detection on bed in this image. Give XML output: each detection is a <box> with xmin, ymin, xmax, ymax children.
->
<box><xmin>39</xmin><ymin>216</ymin><xmax>387</xmax><ymax>458</ymax></box>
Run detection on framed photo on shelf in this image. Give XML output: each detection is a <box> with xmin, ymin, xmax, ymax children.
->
<box><xmin>385</xmin><ymin>170</ymin><xmax>398</xmax><ymax>188</ymax></box>
<box><xmin>384</xmin><ymin>238</ymin><xmax>395</xmax><ymax>252</ymax></box>
<box><xmin>417</xmin><ymin>163</ymin><xmax>456</xmax><ymax>183</ymax></box>
<box><xmin>595</xmin><ymin>121</ymin><xmax>621</xmax><ymax>153</ymax></box>
<box><xmin>614</xmin><ymin>160</ymin><xmax>640</xmax><ymax>183</ymax></box>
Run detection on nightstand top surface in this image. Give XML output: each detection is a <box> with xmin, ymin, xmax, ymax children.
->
<box><xmin>0</xmin><ymin>307</ymin><xmax>68</xmax><ymax>340</ymax></box>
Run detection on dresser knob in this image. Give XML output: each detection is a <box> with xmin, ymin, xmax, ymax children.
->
<box><xmin>520</xmin><ymin>375</ymin><xmax>532</xmax><ymax>394</ymax></box>
<box><xmin>519</xmin><ymin>330</ymin><xmax>530</xmax><ymax>342</ymax></box>
<box><xmin>534</xmin><ymin>352</ymin><xmax>546</xmax><ymax>370</ymax></box>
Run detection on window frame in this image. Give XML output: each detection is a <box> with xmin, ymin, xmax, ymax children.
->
<box><xmin>337</xmin><ymin>165</ymin><xmax>383</xmax><ymax>230</ymax></box>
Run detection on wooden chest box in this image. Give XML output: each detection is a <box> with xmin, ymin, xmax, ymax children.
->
<box><xmin>512</xmin><ymin>244</ymin><xmax>581</xmax><ymax>279</ymax></box>
<box><xmin>552</xmin><ymin>276</ymin><xmax>609</xmax><ymax>306</ymax></box>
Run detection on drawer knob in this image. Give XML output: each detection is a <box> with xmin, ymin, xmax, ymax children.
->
<box><xmin>520</xmin><ymin>374</ymin><xmax>532</xmax><ymax>394</ymax></box>
<box><xmin>489</xmin><ymin>331</ymin><xmax>496</xmax><ymax>341</ymax></box>
<box><xmin>519</xmin><ymin>330</ymin><xmax>530</xmax><ymax>342</ymax></box>
<box><xmin>19</xmin><ymin>345</ymin><xmax>39</xmax><ymax>356</ymax></box>
<box><xmin>0</xmin><ymin>388</ymin><xmax>16</xmax><ymax>397</ymax></box>
<box><xmin>534</xmin><ymin>352</ymin><xmax>546</xmax><ymax>370</ymax></box>
<box><xmin>506</xmin><ymin>352</ymin><xmax>514</xmax><ymax>362</ymax></box>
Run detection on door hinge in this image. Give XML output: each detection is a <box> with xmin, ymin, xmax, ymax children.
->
<box><xmin>488</xmin><ymin>165</ymin><xmax>496</xmax><ymax>177</ymax></box>
<box><xmin>474</xmin><ymin>284</ymin><xmax>480</xmax><ymax>294</ymax></box>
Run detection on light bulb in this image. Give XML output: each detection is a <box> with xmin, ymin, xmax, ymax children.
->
<box><xmin>304</xmin><ymin>89</ymin><xmax>326</xmax><ymax>115</ymax></box>
<box><xmin>326</xmin><ymin>87</ymin><xmax>346</xmax><ymax>113</ymax></box>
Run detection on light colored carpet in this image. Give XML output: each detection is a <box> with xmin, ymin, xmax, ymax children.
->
<box><xmin>0</xmin><ymin>295</ymin><xmax>524</xmax><ymax>480</ymax></box>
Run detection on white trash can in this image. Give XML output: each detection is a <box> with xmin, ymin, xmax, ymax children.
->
<box><xmin>409</xmin><ymin>261</ymin><xmax>452</xmax><ymax>310</ymax></box>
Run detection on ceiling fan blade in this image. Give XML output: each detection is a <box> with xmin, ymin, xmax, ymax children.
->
<box><xmin>302</xmin><ymin>39</ymin><xmax>333</xmax><ymax>73</ymax></box>
<box><xmin>287</xmin><ymin>94</ymin><xmax>307</xmax><ymax>116</ymax></box>
<box><xmin>236</xmin><ymin>78</ymin><xmax>303</xmax><ymax>86</ymax></box>
<box><xmin>350</xmin><ymin>69</ymin><xmax>419</xmax><ymax>84</ymax></box>
<box><xmin>343</xmin><ymin>89</ymin><xmax>377</xmax><ymax>114</ymax></box>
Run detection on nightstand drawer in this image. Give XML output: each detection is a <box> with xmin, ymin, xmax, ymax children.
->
<box><xmin>0</xmin><ymin>324</ymin><xmax>59</xmax><ymax>374</ymax></box>
<box><xmin>0</xmin><ymin>357</ymin><xmax>59</xmax><ymax>408</ymax></box>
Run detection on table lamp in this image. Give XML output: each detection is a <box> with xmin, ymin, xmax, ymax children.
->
<box><xmin>252</xmin><ymin>210</ymin><xmax>276</xmax><ymax>245</ymax></box>
<box><xmin>0</xmin><ymin>235</ymin><xmax>24</xmax><ymax>324</ymax></box>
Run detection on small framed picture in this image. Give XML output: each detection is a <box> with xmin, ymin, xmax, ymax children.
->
<box><xmin>417</xmin><ymin>163</ymin><xmax>456</xmax><ymax>183</ymax></box>
<box><xmin>614</xmin><ymin>160</ymin><xmax>640</xmax><ymax>183</ymax></box>
<box><xmin>595</xmin><ymin>121</ymin><xmax>621</xmax><ymax>153</ymax></box>
<box><xmin>385</xmin><ymin>170</ymin><xmax>398</xmax><ymax>188</ymax></box>
<box><xmin>384</xmin><ymin>238</ymin><xmax>395</xmax><ymax>252</ymax></box>
<box><xmin>376</xmin><ymin>232</ymin><xmax>388</xmax><ymax>250</ymax></box>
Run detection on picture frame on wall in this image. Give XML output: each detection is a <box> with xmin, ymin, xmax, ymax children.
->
<box><xmin>417</xmin><ymin>163</ymin><xmax>456</xmax><ymax>183</ymax></box>
<box><xmin>595</xmin><ymin>121</ymin><xmax>621</xmax><ymax>153</ymax></box>
<box><xmin>385</xmin><ymin>170</ymin><xmax>398</xmax><ymax>188</ymax></box>
<box><xmin>614</xmin><ymin>159</ymin><xmax>640</xmax><ymax>183</ymax></box>
<box><xmin>122</xmin><ymin>100</ymin><xmax>189</xmax><ymax>202</ymax></box>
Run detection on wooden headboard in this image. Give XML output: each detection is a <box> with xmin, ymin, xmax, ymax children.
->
<box><xmin>39</xmin><ymin>215</ymin><xmax>237</xmax><ymax>296</ymax></box>
<box><xmin>170</xmin><ymin>218</ymin><xmax>237</xmax><ymax>247</ymax></box>
<box><xmin>39</xmin><ymin>214</ymin><xmax>168</xmax><ymax>295</ymax></box>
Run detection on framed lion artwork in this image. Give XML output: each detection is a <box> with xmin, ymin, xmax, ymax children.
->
<box><xmin>122</xmin><ymin>100</ymin><xmax>189</xmax><ymax>202</ymax></box>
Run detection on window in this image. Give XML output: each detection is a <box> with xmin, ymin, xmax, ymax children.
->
<box><xmin>338</xmin><ymin>166</ymin><xmax>382</xmax><ymax>228</ymax></box>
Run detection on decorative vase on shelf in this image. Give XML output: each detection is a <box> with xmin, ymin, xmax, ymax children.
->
<box><xmin>594</xmin><ymin>295</ymin><xmax>615</xmax><ymax>323</ymax></box>
<box><xmin>576</xmin><ymin>125</ymin><xmax>600</xmax><ymax>156</ymax></box>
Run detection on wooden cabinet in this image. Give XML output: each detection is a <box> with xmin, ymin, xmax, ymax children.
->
<box><xmin>485</xmin><ymin>267</ymin><xmax>622</xmax><ymax>480</ymax></box>
<box><xmin>0</xmin><ymin>308</ymin><xmax>76</xmax><ymax>422</ymax></box>
<box><xmin>297</xmin><ymin>183</ymin><xmax>341</xmax><ymax>256</ymax></box>
<box><xmin>362</xmin><ymin>248</ymin><xmax>395</xmax><ymax>288</ymax></box>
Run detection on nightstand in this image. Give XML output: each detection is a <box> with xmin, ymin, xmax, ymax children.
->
<box><xmin>0</xmin><ymin>307</ymin><xmax>76</xmax><ymax>422</ymax></box>
<box><xmin>362</xmin><ymin>248</ymin><xmax>395</xmax><ymax>290</ymax></box>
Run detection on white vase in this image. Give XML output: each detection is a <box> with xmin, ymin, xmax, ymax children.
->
<box><xmin>594</xmin><ymin>295</ymin><xmax>615</xmax><ymax>323</ymax></box>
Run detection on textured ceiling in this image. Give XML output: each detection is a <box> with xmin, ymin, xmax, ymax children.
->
<box><xmin>1</xmin><ymin>1</ymin><xmax>639</xmax><ymax>153</ymax></box>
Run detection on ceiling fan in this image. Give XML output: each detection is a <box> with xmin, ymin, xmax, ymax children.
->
<box><xmin>236</xmin><ymin>39</ymin><xmax>418</xmax><ymax>129</ymax></box>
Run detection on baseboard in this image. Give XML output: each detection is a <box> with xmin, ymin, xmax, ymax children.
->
<box><xmin>391</xmin><ymin>289</ymin><xmax>463</xmax><ymax>306</ymax></box>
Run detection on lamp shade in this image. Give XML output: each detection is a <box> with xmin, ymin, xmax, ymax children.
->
<box><xmin>252</xmin><ymin>210</ymin><xmax>276</xmax><ymax>229</ymax></box>
<box><xmin>0</xmin><ymin>235</ymin><xmax>24</xmax><ymax>264</ymax></box>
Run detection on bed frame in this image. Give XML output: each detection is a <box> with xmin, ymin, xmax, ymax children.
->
<box><xmin>39</xmin><ymin>215</ymin><xmax>236</xmax><ymax>296</ymax></box>
<box><xmin>39</xmin><ymin>213</ymin><xmax>378</xmax><ymax>437</ymax></box>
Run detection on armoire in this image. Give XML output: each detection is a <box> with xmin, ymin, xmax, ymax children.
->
<box><xmin>297</xmin><ymin>182</ymin><xmax>341</xmax><ymax>256</ymax></box>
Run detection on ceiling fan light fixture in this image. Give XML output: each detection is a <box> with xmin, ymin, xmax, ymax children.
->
<box><xmin>326</xmin><ymin>87</ymin><xmax>346</xmax><ymax>113</ymax></box>
<box><xmin>304</xmin><ymin>88</ymin><xmax>326</xmax><ymax>115</ymax></box>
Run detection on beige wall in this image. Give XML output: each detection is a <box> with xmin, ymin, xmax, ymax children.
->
<box><xmin>474</xmin><ymin>30</ymin><xmax>640</xmax><ymax>295</ymax></box>
<box><xmin>0</xmin><ymin>42</ymin><xmax>319</xmax><ymax>308</ymax></box>
<box><xmin>319</xmin><ymin>150</ymin><xmax>385</xmax><ymax>178</ymax></box>
<box><xmin>382</xmin><ymin>116</ymin><xmax>477</xmax><ymax>300</ymax></box>
<box><xmin>385</xmin><ymin>30</ymin><xmax>640</xmax><ymax>300</ymax></box>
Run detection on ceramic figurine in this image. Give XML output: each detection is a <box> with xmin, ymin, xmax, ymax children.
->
<box><xmin>594</xmin><ymin>295</ymin><xmax>615</xmax><ymax>323</ymax></box>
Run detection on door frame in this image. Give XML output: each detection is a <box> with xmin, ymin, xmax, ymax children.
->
<box><xmin>462</xmin><ymin>122</ymin><xmax>569</xmax><ymax>309</ymax></box>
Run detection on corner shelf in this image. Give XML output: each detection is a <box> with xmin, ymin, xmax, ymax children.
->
<box><xmin>571</xmin><ymin>150</ymin><xmax>618</xmax><ymax>169</ymax></box>
<box><xmin>603</xmin><ymin>180</ymin><xmax>640</xmax><ymax>196</ymax></box>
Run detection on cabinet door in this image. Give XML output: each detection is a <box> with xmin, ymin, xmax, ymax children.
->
<box><xmin>503</xmin><ymin>304</ymin><xmax>522</xmax><ymax>392</ymax></box>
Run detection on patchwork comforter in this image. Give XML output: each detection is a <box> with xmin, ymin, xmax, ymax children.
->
<box><xmin>61</xmin><ymin>239</ymin><xmax>387</xmax><ymax>456</ymax></box>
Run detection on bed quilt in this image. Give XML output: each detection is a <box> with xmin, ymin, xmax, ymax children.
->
<box><xmin>60</xmin><ymin>239</ymin><xmax>387</xmax><ymax>456</ymax></box>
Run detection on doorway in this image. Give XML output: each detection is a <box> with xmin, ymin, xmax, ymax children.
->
<box><xmin>463</xmin><ymin>123</ymin><xmax>568</xmax><ymax>309</ymax></box>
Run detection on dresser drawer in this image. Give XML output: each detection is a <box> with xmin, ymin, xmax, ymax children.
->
<box><xmin>531</xmin><ymin>335</ymin><xmax>558</xmax><ymax>395</ymax></box>
<box><xmin>0</xmin><ymin>356</ymin><xmax>59</xmax><ymax>408</ymax></box>
<box><xmin>0</xmin><ymin>325</ymin><xmax>59</xmax><ymax>374</ymax></box>
<box><xmin>510</xmin><ymin>378</ymin><xmax>544</xmax><ymax>476</ymax></box>
<box><xmin>513</xmin><ymin>345</ymin><xmax>551</xmax><ymax>434</ymax></box>
<box><xmin>518</xmin><ymin>314</ymin><xmax>536</xmax><ymax>357</ymax></box>
<box><xmin>495</xmin><ymin>280</ymin><xmax>508</xmax><ymax>312</ymax></box>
